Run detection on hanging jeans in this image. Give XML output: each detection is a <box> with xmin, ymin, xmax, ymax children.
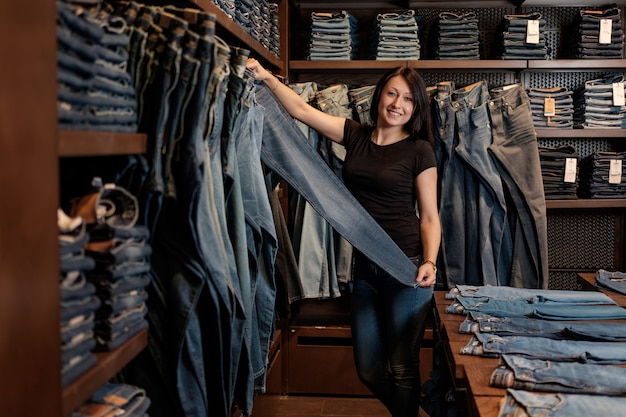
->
<box><xmin>491</xmin><ymin>354</ymin><xmax>626</xmax><ymax>395</ymax></box>
<box><xmin>254</xmin><ymin>82</ymin><xmax>419</xmax><ymax>287</ymax></box>
<box><xmin>499</xmin><ymin>389</ymin><xmax>626</xmax><ymax>417</ymax></box>
<box><xmin>488</xmin><ymin>84</ymin><xmax>548</xmax><ymax>289</ymax></box>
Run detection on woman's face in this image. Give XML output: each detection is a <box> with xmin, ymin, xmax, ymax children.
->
<box><xmin>377</xmin><ymin>75</ymin><xmax>415</xmax><ymax>129</ymax></box>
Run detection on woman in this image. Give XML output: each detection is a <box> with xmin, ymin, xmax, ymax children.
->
<box><xmin>246</xmin><ymin>58</ymin><xmax>441</xmax><ymax>417</ymax></box>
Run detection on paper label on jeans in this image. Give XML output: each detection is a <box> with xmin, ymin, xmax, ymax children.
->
<box><xmin>609</xmin><ymin>159</ymin><xmax>622</xmax><ymax>184</ymax></box>
<box><xmin>613</xmin><ymin>82</ymin><xmax>625</xmax><ymax>106</ymax></box>
<box><xmin>564</xmin><ymin>158</ymin><xmax>577</xmax><ymax>183</ymax></box>
<box><xmin>600</xmin><ymin>19</ymin><xmax>613</xmax><ymax>44</ymax></box>
<box><xmin>526</xmin><ymin>20</ymin><xmax>540</xmax><ymax>44</ymax></box>
<box><xmin>543</xmin><ymin>97</ymin><xmax>556</xmax><ymax>116</ymax></box>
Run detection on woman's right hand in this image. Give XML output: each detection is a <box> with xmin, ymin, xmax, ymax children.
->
<box><xmin>246</xmin><ymin>57</ymin><xmax>271</xmax><ymax>82</ymax></box>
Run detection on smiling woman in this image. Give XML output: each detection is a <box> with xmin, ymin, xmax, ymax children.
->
<box><xmin>246</xmin><ymin>58</ymin><xmax>441</xmax><ymax>417</ymax></box>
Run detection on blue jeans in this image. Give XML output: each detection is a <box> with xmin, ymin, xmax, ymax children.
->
<box><xmin>488</xmin><ymin>84</ymin><xmax>548</xmax><ymax>289</ymax></box>
<box><xmin>351</xmin><ymin>256</ymin><xmax>433</xmax><ymax>417</ymax></box>
<box><xmin>460</xmin><ymin>311</ymin><xmax>626</xmax><ymax>341</ymax></box>
<box><xmin>491</xmin><ymin>354</ymin><xmax>626</xmax><ymax>395</ymax></box>
<box><xmin>463</xmin><ymin>332</ymin><xmax>626</xmax><ymax>364</ymax></box>
<box><xmin>447</xmin><ymin>284</ymin><xmax>617</xmax><ymax>304</ymax></box>
<box><xmin>254</xmin><ymin>82</ymin><xmax>419</xmax><ymax>287</ymax></box>
<box><xmin>596</xmin><ymin>269</ymin><xmax>626</xmax><ymax>295</ymax></box>
<box><xmin>500</xmin><ymin>388</ymin><xmax>626</xmax><ymax>416</ymax></box>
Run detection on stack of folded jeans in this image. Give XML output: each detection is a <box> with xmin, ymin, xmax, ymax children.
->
<box><xmin>58</xmin><ymin>209</ymin><xmax>99</xmax><ymax>387</ymax></box>
<box><xmin>568</xmin><ymin>4</ymin><xmax>625</xmax><ymax>59</ymax></box>
<box><xmin>235</xmin><ymin>0</ymin><xmax>279</xmax><ymax>56</ymax></box>
<box><xmin>499</xmin><ymin>389</ymin><xmax>626</xmax><ymax>417</ymax></box>
<box><xmin>495</xmin><ymin>12</ymin><xmax>548</xmax><ymax>60</ymax></box>
<box><xmin>578</xmin><ymin>151</ymin><xmax>626</xmax><ymax>198</ymax></box>
<box><xmin>56</xmin><ymin>0</ymin><xmax>138</xmax><ymax>132</ymax></box>
<box><xmin>72</xmin><ymin>382</ymin><xmax>151</xmax><ymax>417</ymax></box>
<box><xmin>596</xmin><ymin>269</ymin><xmax>626</xmax><ymax>295</ymax></box>
<box><xmin>212</xmin><ymin>0</ymin><xmax>236</xmax><ymax>20</ymax></box>
<box><xmin>437</xmin><ymin>11</ymin><xmax>480</xmax><ymax>60</ymax></box>
<box><xmin>368</xmin><ymin>10</ymin><xmax>420</xmax><ymax>60</ymax></box>
<box><xmin>307</xmin><ymin>11</ymin><xmax>359</xmax><ymax>60</ymax></box>
<box><xmin>70</xmin><ymin>178</ymin><xmax>151</xmax><ymax>351</ymax></box>
<box><xmin>574</xmin><ymin>73</ymin><xmax>626</xmax><ymax>129</ymax></box>
<box><xmin>268</xmin><ymin>2</ymin><xmax>281</xmax><ymax>56</ymax></box>
<box><xmin>538</xmin><ymin>146</ymin><xmax>578</xmax><ymax>200</ymax></box>
<box><xmin>527</xmin><ymin>87</ymin><xmax>574</xmax><ymax>129</ymax></box>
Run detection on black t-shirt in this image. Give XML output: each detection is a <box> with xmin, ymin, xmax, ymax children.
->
<box><xmin>342</xmin><ymin>119</ymin><xmax>437</xmax><ymax>257</ymax></box>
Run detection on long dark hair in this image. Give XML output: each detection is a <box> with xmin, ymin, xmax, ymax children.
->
<box><xmin>369</xmin><ymin>66</ymin><xmax>434</xmax><ymax>147</ymax></box>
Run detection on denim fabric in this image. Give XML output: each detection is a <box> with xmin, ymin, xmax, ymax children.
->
<box><xmin>596</xmin><ymin>269</ymin><xmax>626</xmax><ymax>295</ymax></box>
<box><xmin>448</xmin><ymin>296</ymin><xmax>626</xmax><ymax>320</ymax></box>
<box><xmin>579</xmin><ymin>151</ymin><xmax>626</xmax><ymax>198</ymax></box>
<box><xmin>447</xmin><ymin>284</ymin><xmax>617</xmax><ymax>304</ymax></box>
<box><xmin>460</xmin><ymin>311</ymin><xmax>626</xmax><ymax>341</ymax></box>
<box><xmin>96</xmin><ymin>317</ymin><xmax>149</xmax><ymax>351</ymax></box>
<box><xmin>491</xmin><ymin>354</ymin><xmax>626</xmax><ymax>395</ymax></box>
<box><xmin>351</xmin><ymin>257</ymin><xmax>433</xmax><ymax>417</ymax></box>
<box><xmin>463</xmin><ymin>332</ymin><xmax>626</xmax><ymax>363</ymax></box>
<box><xmin>437</xmin><ymin>12</ymin><xmax>480</xmax><ymax>60</ymax></box>
<box><xmin>452</xmin><ymin>81</ymin><xmax>511</xmax><ymax>286</ymax></box>
<box><xmin>488</xmin><ymin>84</ymin><xmax>548</xmax><ymax>289</ymax></box>
<box><xmin>62</xmin><ymin>351</ymin><xmax>97</xmax><ymax>387</ymax></box>
<box><xmin>308</xmin><ymin>11</ymin><xmax>359</xmax><ymax>60</ymax></box>
<box><xmin>75</xmin><ymin>382</ymin><xmax>151</xmax><ymax>417</ymax></box>
<box><xmin>539</xmin><ymin>146</ymin><xmax>578</xmax><ymax>199</ymax></box>
<box><xmin>574</xmin><ymin>73</ymin><xmax>626</xmax><ymax>129</ymax></box>
<box><xmin>495</xmin><ymin>13</ymin><xmax>548</xmax><ymax>60</ymax></box>
<box><xmin>370</xmin><ymin>10</ymin><xmax>421</xmax><ymax>60</ymax></box>
<box><xmin>254</xmin><ymin>82</ymin><xmax>419</xmax><ymax>287</ymax></box>
<box><xmin>56</xmin><ymin>1</ymin><xmax>138</xmax><ymax>132</ymax></box>
<box><xmin>349</xmin><ymin>84</ymin><xmax>376</xmax><ymax>125</ymax></box>
<box><xmin>528</xmin><ymin>87</ymin><xmax>574</xmax><ymax>129</ymax></box>
<box><xmin>499</xmin><ymin>388</ymin><xmax>626</xmax><ymax>417</ymax></box>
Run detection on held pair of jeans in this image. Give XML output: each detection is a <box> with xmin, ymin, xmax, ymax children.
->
<box><xmin>254</xmin><ymin>81</ymin><xmax>419</xmax><ymax>287</ymax></box>
<box><xmin>351</xmin><ymin>255</ymin><xmax>433</xmax><ymax>417</ymax></box>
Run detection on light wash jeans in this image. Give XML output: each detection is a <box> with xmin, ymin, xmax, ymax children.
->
<box><xmin>499</xmin><ymin>388</ymin><xmax>626</xmax><ymax>417</ymax></box>
<box><xmin>463</xmin><ymin>332</ymin><xmax>626</xmax><ymax>364</ymax></box>
<box><xmin>254</xmin><ymin>82</ymin><xmax>419</xmax><ymax>287</ymax></box>
<box><xmin>491</xmin><ymin>354</ymin><xmax>626</xmax><ymax>394</ymax></box>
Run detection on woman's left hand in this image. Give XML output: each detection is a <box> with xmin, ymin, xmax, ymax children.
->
<box><xmin>416</xmin><ymin>264</ymin><xmax>437</xmax><ymax>287</ymax></box>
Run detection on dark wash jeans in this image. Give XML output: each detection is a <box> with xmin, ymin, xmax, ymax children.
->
<box><xmin>254</xmin><ymin>82</ymin><xmax>419</xmax><ymax>287</ymax></box>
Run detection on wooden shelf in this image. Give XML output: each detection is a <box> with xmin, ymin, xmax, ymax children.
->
<box><xmin>191</xmin><ymin>0</ymin><xmax>283</xmax><ymax>70</ymax></box>
<box><xmin>290</xmin><ymin>59</ymin><xmax>527</xmax><ymax>71</ymax></box>
<box><xmin>58</xmin><ymin>130</ymin><xmax>147</xmax><ymax>157</ymax></box>
<box><xmin>546</xmin><ymin>199</ymin><xmax>626</xmax><ymax>209</ymax></box>
<box><xmin>528</xmin><ymin>59</ymin><xmax>626</xmax><ymax>70</ymax></box>
<box><xmin>62</xmin><ymin>329</ymin><xmax>148</xmax><ymax>416</ymax></box>
<box><xmin>535</xmin><ymin>129</ymin><xmax>626</xmax><ymax>139</ymax></box>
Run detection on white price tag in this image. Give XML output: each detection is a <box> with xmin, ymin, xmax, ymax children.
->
<box><xmin>609</xmin><ymin>159</ymin><xmax>623</xmax><ymax>184</ymax></box>
<box><xmin>526</xmin><ymin>20</ymin><xmax>540</xmax><ymax>44</ymax></box>
<box><xmin>613</xmin><ymin>82</ymin><xmax>625</xmax><ymax>106</ymax></box>
<box><xmin>600</xmin><ymin>18</ymin><xmax>613</xmax><ymax>44</ymax></box>
<box><xmin>564</xmin><ymin>158</ymin><xmax>577</xmax><ymax>183</ymax></box>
